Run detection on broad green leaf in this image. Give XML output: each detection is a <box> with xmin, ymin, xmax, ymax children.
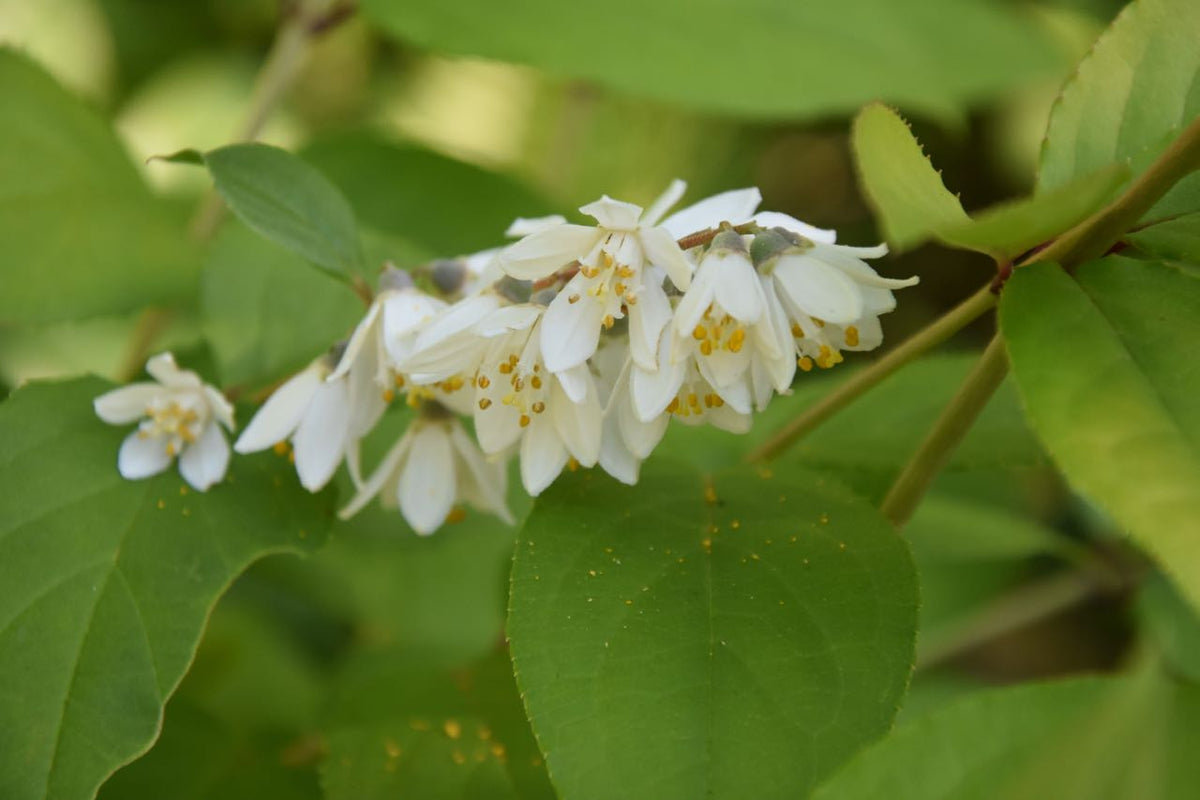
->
<box><xmin>508</xmin><ymin>466</ymin><xmax>918</xmax><ymax>799</ymax></box>
<box><xmin>0</xmin><ymin>378</ymin><xmax>333</xmax><ymax>800</ymax></box>
<box><xmin>0</xmin><ymin>48</ymin><xmax>197</xmax><ymax>324</ymax></box>
<box><xmin>852</xmin><ymin>104</ymin><xmax>1127</xmax><ymax>256</ymax></box>
<box><xmin>300</xmin><ymin>132</ymin><xmax>552</xmax><ymax>256</ymax></box>
<box><xmin>323</xmin><ymin>649</ymin><xmax>554</xmax><ymax>800</ymax></box>
<box><xmin>1139</xmin><ymin>575</ymin><xmax>1200</xmax><ymax>683</ymax></box>
<box><xmin>812</xmin><ymin>673</ymin><xmax>1200</xmax><ymax>799</ymax></box>
<box><xmin>360</xmin><ymin>0</ymin><xmax>1059</xmax><ymax>120</ymax></box>
<box><xmin>1126</xmin><ymin>212</ymin><xmax>1200</xmax><ymax>262</ymax></box>
<box><xmin>907</xmin><ymin>493</ymin><xmax>1080</xmax><ymax>565</ymax></box>
<box><xmin>194</xmin><ymin>143</ymin><xmax>365</xmax><ymax>277</ymax></box>
<box><xmin>1039</xmin><ymin>0</ymin><xmax>1200</xmax><ymax>228</ymax></box>
<box><xmin>1000</xmin><ymin>259</ymin><xmax>1200</xmax><ymax>611</ymax></box>
<box><xmin>851</xmin><ymin>103</ymin><xmax>970</xmax><ymax>251</ymax></box>
<box><xmin>201</xmin><ymin>223</ymin><xmax>363</xmax><ymax>388</ymax></box>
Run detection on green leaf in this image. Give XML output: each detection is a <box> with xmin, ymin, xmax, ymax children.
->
<box><xmin>852</xmin><ymin>104</ymin><xmax>1127</xmax><ymax>256</ymax></box>
<box><xmin>1039</xmin><ymin>0</ymin><xmax>1200</xmax><ymax>229</ymax></box>
<box><xmin>812</xmin><ymin>673</ymin><xmax>1200</xmax><ymax>799</ymax></box>
<box><xmin>851</xmin><ymin>103</ymin><xmax>970</xmax><ymax>251</ymax></box>
<box><xmin>907</xmin><ymin>493</ymin><xmax>1080</xmax><ymax>565</ymax></box>
<box><xmin>0</xmin><ymin>48</ymin><xmax>197</xmax><ymax>324</ymax></box>
<box><xmin>508</xmin><ymin>465</ymin><xmax>918</xmax><ymax>799</ymax></box>
<box><xmin>360</xmin><ymin>0</ymin><xmax>1059</xmax><ymax>120</ymax></box>
<box><xmin>1126</xmin><ymin>212</ymin><xmax>1200</xmax><ymax>262</ymax></box>
<box><xmin>1000</xmin><ymin>259</ymin><xmax>1200</xmax><ymax>611</ymax></box>
<box><xmin>1139</xmin><ymin>575</ymin><xmax>1200</xmax><ymax>684</ymax></box>
<box><xmin>0</xmin><ymin>378</ymin><xmax>333</xmax><ymax>800</ymax></box>
<box><xmin>201</xmin><ymin>223</ymin><xmax>363</xmax><ymax>388</ymax></box>
<box><xmin>323</xmin><ymin>649</ymin><xmax>554</xmax><ymax>800</ymax></box>
<box><xmin>299</xmin><ymin>132</ymin><xmax>552</xmax><ymax>257</ymax></box>
<box><xmin>199</xmin><ymin>143</ymin><xmax>365</xmax><ymax>277</ymax></box>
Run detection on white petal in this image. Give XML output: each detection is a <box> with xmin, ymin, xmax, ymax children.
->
<box><xmin>639</xmin><ymin>225</ymin><xmax>693</xmax><ymax>291</ymax></box>
<box><xmin>673</xmin><ymin>261</ymin><xmax>718</xmax><ymax>336</ymax></box>
<box><xmin>338</xmin><ymin>428</ymin><xmax>414</xmax><ymax>519</ymax></box>
<box><xmin>94</xmin><ymin>384</ymin><xmax>161</xmax><ymax>425</ymax></box>
<box><xmin>178</xmin><ymin>424</ymin><xmax>230</xmax><ymax>491</ymax></box>
<box><xmin>292</xmin><ymin>380</ymin><xmax>351</xmax><ymax>491</ymax></box>
<box><xmin>556</xmin><ymin>363</ymin><xmax>590</xmax><ymax>405</ymax></box>
<box><xmin>347</xmin><ymin>342</ymin><xmax>387</xmax><ymax>438</ymax></box>
<box><xmin>708</xmin><ymin>405</ymin><xmax>753</xmax><ymax>434</ymax></box>
<box><xmin>659</xmin><ymin>187</ymin><xmax>763</xmax><ymax>238</ymax></box>
<box><xmin>823</xmin><ymin>241</ymin><xmax>890</xmax><ymax>260</ymax></box>
<box><xmin>118</xmin><ymin>432</ymin><xmax>173</xmax><ymax>480</ymax></box>
<box><xmin>599</xmin><ymin>414</ymin><xmax>639</xmax><ymax>486</ymax></box>
<box><xmin>540</xmin><ymin>279</ymin><xmax>604</xmax><ymax>373</ymax></box>
<box><xmin>328</xmin><ymin>300</ymin><xmax>382</xmax><ymax>381</ymax></box>
<box><xmin>579</xmin><ymin>195</ymin><xmax>642</xmax><ymax>230</ymax></box>
<box><xmin>473</xmin><ymin>304</ymin><xmax>541</xmax><ymax>337</ymax></box>
<box><xmin>627</xmin><ymin>278</ymin><xmax>672</xmax><ymax>372</ymax></box>
<box><xmin>631</xmin><ymin>333</ymin><xmax>686</xmax><ymax>422</ymax></box>
<box><xmin>844</xmin><ymin>316</ymin><xmax>884</xmax><ymax>351</ymax></box>
<box><xmin>617</xmin><ymin>393</ymin><xmax>668</xmax><ymax>460</ymax></box>
<box><xmin>520</xmin><ymin>415</ymin><xmax>569</xmax><ymax>496</ymax></box>
<box><xmin>475</xmin><ymin>401</ymin><xmax>523</xmax><ymax>455</ymax></box>
<box><xmin>753</xmin><ymin>212</ymin><xmax>838</xmax><ymax>244</ymax></box>
<box><xmin>699</xmin><ymin>361</ymin><xmax>752</xmax><ymax>414</ymax></box>
<box><xmin>398</xmin><ymin>423</ymin><xmax>456</xmax><ymax>535</ymax></box>
<box><xmin>500</xmin><ymin>225</ymin><xmax>603</xmax><ymax>279</ymax></box>
<box><xmin>506</xmin><ymin>215</ymin><xmax>567</xmax><ymax>237</ymax></box>
<box><xmin>772</xmin><ymin>254</ymin><xmax>864</xmax><ymax>324</ymax></box>
<box><xmin>203</xmin><ymin>386</ymin><xmax>236</xmax><ymax>432</ymax></box>
<box><xmin>816</xmin><ymin>244</ymin><xmax>918</xmax><ymax>291</ymax></box>
<box><xmin>639</xmin><ymin>179</ymin><xmax>687</xmax><ymax>227</ymax></box>
<box><xmin>234</xmin><ymin>368</ymin><xmax>321</xmax><ymax>453</ymax></box>
<box><xmin>551</xmin><ymin>380</ymin><xmax>601</xmax><ymax>467</ymax></box>
<box><xmin>145</xmin><ymin>352</ymin><xmax>201</xmax><ymax>389</ymax></box>
<box><xmin>449</xmin><ymin>423</ymin><xmax>513</xmax><ymax>524</ymax></box>
<box><xmin>701</xmin><ymin>346</ymin><xmax>751</xmax><ymax>389</ymax></box>
<box><xmin>711</xmin><ymin>249</ymin><xmax>765</xmax><ymax>324</ymax></box>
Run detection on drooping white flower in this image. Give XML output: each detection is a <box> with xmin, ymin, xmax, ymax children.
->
<box><xmin>500</xmin><ymin>181</ymin><xmax>694</xmax><ymax>373</ymax></box>
<box><xmin>234</xmin><ymin>350</ymin><xmax>355</xmax><ymax>492</ymax></box>
<box><xmin>338</xmin><ymin>412</ymin><xmax>513</xmax><ymax>535</ymax></box>
<box><xmin>94</xmin><ymin>352</ymin><xmax>234</xmax><ymax>491</ymax></box>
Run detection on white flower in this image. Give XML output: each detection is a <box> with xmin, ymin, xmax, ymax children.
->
<box><xmin>338</xmin><ymin>414</ymin><xmax>513</xmax><ymax>535</ymax></box>
<box><xmin>94</xmin><ymin>352</ymin><xmax>234</xmax><ymax>491</ymax></box>
<box><xmin>500</xmin><ymin>180</ymin><xmax>694</xmax><ymax>373</ymax></box>
<box><xmin>234</xmin><ymin>352</ymin><xmax>354</xmax><ymax>492</ymax></box>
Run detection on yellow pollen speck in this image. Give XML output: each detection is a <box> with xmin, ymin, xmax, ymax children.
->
<box><xmin>273</xmin><ymin>441</ymin><xmax>289</xmax><ymax>456</ymax></box>
<box><xmin>568</xmin><ymin>293</ymin><xmax>580</xmax><ymax>304</ymax></box>
<box><xmin>385</xmin><ymin>738</ymin><xmax>402</xmax><ymax>758</ymax></box>
<box><xmin>478</xmin><ymin>398</ymin><xmax>492</xmax><ymax>410</ymax></box>
<box><xmin>704</xmin><ymin>485</ymin><xmax>718</xmax><ymax>504</ymax></box>
<box><xmin>845</xmin><ymin>325</ymin><xmax>860</xmax><ymax>346</ymax></box>
<box><xmin>731</xmin><ymin>520</ymin><xmax>741</xmax><ymax>529</ymax></box>
<box><xmin>382</xmin><ymin>389</ymin><xmax>395</xmax><ymax>403</ymax></box>
<box><xmin>702</xmin><ymin>538</ymin><xmax>713</xmax><ymax>553</ymax></box>
<box><xmin>444</xmin><ymin>720</ymin><xmax>462</xmax><ymax>739</ymax></box>
<box><xmin>156</xmin><ymin>499</ymin><xmax>165</xmax><ymax>509</ymax></box>
<box><xmin>491</xmin><ymin>743</ymin><xmax>507</xmax><ymax>760</ymax></box>
<box><xmin>451</xmin><ymin>750</ymin><xmax>467</xmax><ymax>765</ymax></box>
<box><xmin>813</xmin><ymin>317</ymin><xmax>826</xmax><ymax>328</ymax></box>
<box><xmin>410</xmin><ymin>719</ymin><xmax>430</xmax><ymax>731</ymax></box>
<box><xmin>447</xmin><ymin>508</ymin><xmax>467</xmax><ymax>523</ymax></box>
<box><xmin>395</xmin><ymin>374</ymin><xmax>406</xmax><ymax>388</ymax></box>
<box><xmin>624</xmin><ymin>599</ymin><xmax>633</xmax><ymax>606</ymax></box>
<box><xmin>567</xmin><ymin>457</ymin><xmax>579</xmax><ymax>472</ymax></box>
<box><xmin>519</xmin><ymin>414</ymin><xmax>531</xmax><ymax>427</ymax></box>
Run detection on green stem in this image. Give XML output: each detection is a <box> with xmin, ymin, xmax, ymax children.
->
<box><xmin>190</xmin><ymin>0</ymin><xmax>347</xmax><ymax>240</ymax></box>
<box><xmin>745</xmin><ymin>284</ymin><xmax>997</xmax><ymax>463</ymax></box>
<box><xmin>880</xmin><ymin>334</ymin><xmax>1008</xmax><ymax>527</ymax></box>
<box><xmin>116</xmin><ymin>308</ymin><xmax>173</xmax><ymax>382</ymax></box>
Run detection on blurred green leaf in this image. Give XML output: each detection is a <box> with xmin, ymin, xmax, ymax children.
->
<box><xmin>1126</xmin><ymin>212</ymin><xmax>1200</xmax><ymax>262</ymax></box>
<box><xmin>1039</xmin><ymin>0</ymin><xmax>1200</xmax><ymax>230</ymax></box>
<box><xmin>1139</xmin><ymin>575</ymin><xmax>1200</xmax><ymax>683</ymax></box>
<box><xmin>360</xmin><ymin>0</ymin><xmax>1060</xmax><ymax>120</ymax></box>
<box><xmin>812</xmin><ymin>672</ymin><xmax>1200</xmax><ymax>799</ymax></box>
<box><xmin>853</xmin><ymin>104</ymin><xmax>1127</xmax><ymax>256</ymax></box>
<box><xmin>1001</xmin><ymin>259</ymin><xmax>1200</xmax><ymax>612</ymax></box>
<box><xmin>907</xmin><ymin>493</ymin><xmax>1079</xmax><ymax>565</ymax></box>
<box><xmin>0</xmin><ymin>378</ymin><xmax>333</xmax><ymax>800</ymax></box>
<box><xmin>508</xmin><ymin>465</ymin><xmax>917</xmax><ymax>799</ymax></box>
<box><xmin>323</xmin><ymin>648</ymin><xmax>554</xmax><ymax>800</ymax></box>
<box><xmin>201</xmin><ymin>223</ymin><xmax>363</xmax><ymax>389</ymax></box>
<box><xmin>194</xmin><ymin>143</ymin><xmax>365</xmax><ymax>277</ymax></box>
<box><xmin>0</xmin><ymin>48</ymin><xmax>197</xmax><ymax>324</ymax></box>
<box><xmin>300</xmin><ymin>132</ymin><xmax>552</xmax><ymax>257</ymax></box>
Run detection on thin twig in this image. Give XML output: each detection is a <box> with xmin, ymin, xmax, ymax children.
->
<box><xmin>116</xmin><ymin>308</ymin><xmax>173</xmax><ymax>382</ymax></box>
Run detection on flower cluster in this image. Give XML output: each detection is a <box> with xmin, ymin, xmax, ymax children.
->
<box><xmin>95</xmin><ymin>182</ymin><xmax>917</xmax><ymax>534</ymax></box>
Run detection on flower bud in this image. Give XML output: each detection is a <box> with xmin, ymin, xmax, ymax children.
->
<box><xmin>750</xmin><ymin>227</ymin><xmax>812</xmax><ymax>268</ymax></box>
<box><xmin>430</xmin><ymin>259</ymin><xmax>468</xmax><ymax>294</ymax></box>
<box><xmin>496</xmin><ymin>276</ymin><xmax>533</xmax><ymax>304</ymax></box>
<box><xmin>378</xmin><ymin>263</ymin><xmax>415</xmax><ymax>292</ymax></box>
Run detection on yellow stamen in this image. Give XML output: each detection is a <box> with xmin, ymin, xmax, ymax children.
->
<box><xmin>845</xmin><ymin>325</ymin><xmax>859</xmax><ymax>347</ymax></box>
<box><xmin>478</xmin><ymin>398</ymin><xmax>492</xmax><ymax>409</ymax></box>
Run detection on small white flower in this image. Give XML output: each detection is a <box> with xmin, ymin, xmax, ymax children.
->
<box><xmin>234</xmin><ymin>352</ymin><xmax>354</xmax><ymax>492</ymax></box>
<box><xmin>94</xmin><ymin>352</ymin><xmax>234</xmax><ymax>491</ymax></box>
<box><xmin>338</xmin><ymin>413</ymin><xmax>513</xmax><ymax>535</ymax></box>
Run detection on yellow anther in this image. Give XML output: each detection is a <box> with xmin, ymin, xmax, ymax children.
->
<box><xmin>519</xmin><ymin>414</ymin><xmax>531</xmax><ymax>428</ymax></box>
<box><xmin>603</xmin><ymin>315</ymin><xmax>615</xmax><ymax>329</ymax></box>
<box><xmin>509</xmin><ymin>354</ymin><xmax>519</xmax><ymax>364</ymax></box>
<box><xmin>614</xmin><ymin>282</ymin><xmax>626</xmax><ymax>295</ymax></box>
<box><xmin>567</xmin><ymin>457</ymin><xmax>580</xmax><ymax>472</ymax></box>
<box><xmin>845</xmin><ymin>325</ymin><xmax>860</xmax><ymax>347</ymax></box>
<box><xmin>692</xmin><ymin>325</ymin><xmax>707</xmax><ymax>341</ymax></box>
<box><xmin>272</xmin><ymin>441</ymin><xmax>289</xmax><ymax>456</ymax></box>
<box><xmin>568</xmin><ymin>293</ymin><xmax>580</xmax><ymax>304</ymax></box>
<box><xmin>791</xmin><ymin>323</ymin><xmax>804</xmax><ymax>338</ymax></box>
<box><xmin>513</xmin><ymin>377</ymin><xmax>525</xmax><ymax>391</ymax></box>
<box><xmin>531</xmin><ymin>375</ymin><xmax>543</xmax><ymax>389</ymax></box>
<box><xmin>712</xmin><ymin>395</ymin><xmax>725</xmax><ymax>407</ymax></box>
<box><xmin>688</xmin><ymin>393</ymin><xmax>699</xmax><ymax>408</ymax></box>
<box><xmin>165</xmin><ymin>441</ymin><xmax>177</xmax><ymax>456</ymax></box>
<box><xmin>498</xmin><ymin>362</ymin><xmax>513</xmax><ymax>374</ymax></box>
<box><xmin>395</xmin><ymin>374</ymin><xmax>406</xmax><ymax>388</ymax></box>
<box><xmin>813</xmin><ymin>317</ymin><xmax>826</xmax><ymax>328</ymax></box>
<box><xmin>478</xmin><ymin>398</ymin><xmax>492</xmax><ymax>410</ymax></box>
<box><xmin>625</xmin><ymin>293</ymin><xmax>638</xmax><ymax>305</ymax></box>
<box><xmin>700</xmin><ymin>340</ymin><xmax>713</xmax><ymax>356</ymax></box>
<box><xmin>617</xmin><ymin>266</ymin><xmax>635</xmax><ymax>278</ymax></box>
<box><xmin>382</xmin><ymin>389</ymin><xmax>395</xmax><ymax>403</ymax></box>
<box><xmin>710</xmin><ymin>324</ymin><xmax>721</xmax><ymax>342</ymax></box>
<box><xmin>502</xmin><ymin>393</ymin><xmax>517</xmax><ymax>406</ymax></box>
<box><xmin>477</xmin><ymin>375</ymin><xmax>490</xmax><ymax>389</ymax></box>
<box><xmin>447</xmin><ymin>508</ymin><xmax>467</xmax><ymax>523</ymax></box>
<box><xmin>666</xmin><ymin>397</ymin><xmax>680</xmax><ymax>413</ymax></box>
<box><xmin>532</xmin><ymin>401</ymin><xmax>546</xmax><ymax>413</ymax></box>
<box><xmin>798</xmin><ymin>356</ymin><xmax>814</xmax><ymax>372</ymax></box>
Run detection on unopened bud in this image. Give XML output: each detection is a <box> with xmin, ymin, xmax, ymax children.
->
<box><xmin>496</xmin><ymin>276</ymin><xmax>533</xmax><ymax>304</ymax></box>
<box><xmin>324</xmin><ymin>340</ymin><xmax>348</xmax><ymax>371</ymax></box>
<box><xmin>531</xmin><ymin>287</ymin><xmax>558</xmax><ymax>306</ymax></box>
<box><xmin>378</xmin><ymin>263</ymin><xmax>414</xmax><ymax>292</ymax></box>
<box><xmin>750</xmin><ymin>227</ymin><xmax>812</xmax><ymax>268</ymax></box>
<box><xmin>430</xmin><ymin>259</ymin><xmax>468</xmax><ymax>294</ymax></box>
<box><xmin>709</xmin><ymin>228</ymin><xmax>750</xmax><ymax>255</ymax></box>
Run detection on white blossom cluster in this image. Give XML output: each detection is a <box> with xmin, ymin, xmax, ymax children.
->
<box><xmin>95</xmin><ymin>182</ymin><xmax>917</xmax><ymax>534</ymax></box>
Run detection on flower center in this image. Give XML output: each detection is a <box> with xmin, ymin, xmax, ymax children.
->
<box><xmin>691</xmin><ymin>305</ymin><xmax>746</xmax><ymax>356</ymax></box>
<box><xmin>141</xmin><ymin>399</ymin><xmax>203</xmax><ymax>455</ymax></box>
